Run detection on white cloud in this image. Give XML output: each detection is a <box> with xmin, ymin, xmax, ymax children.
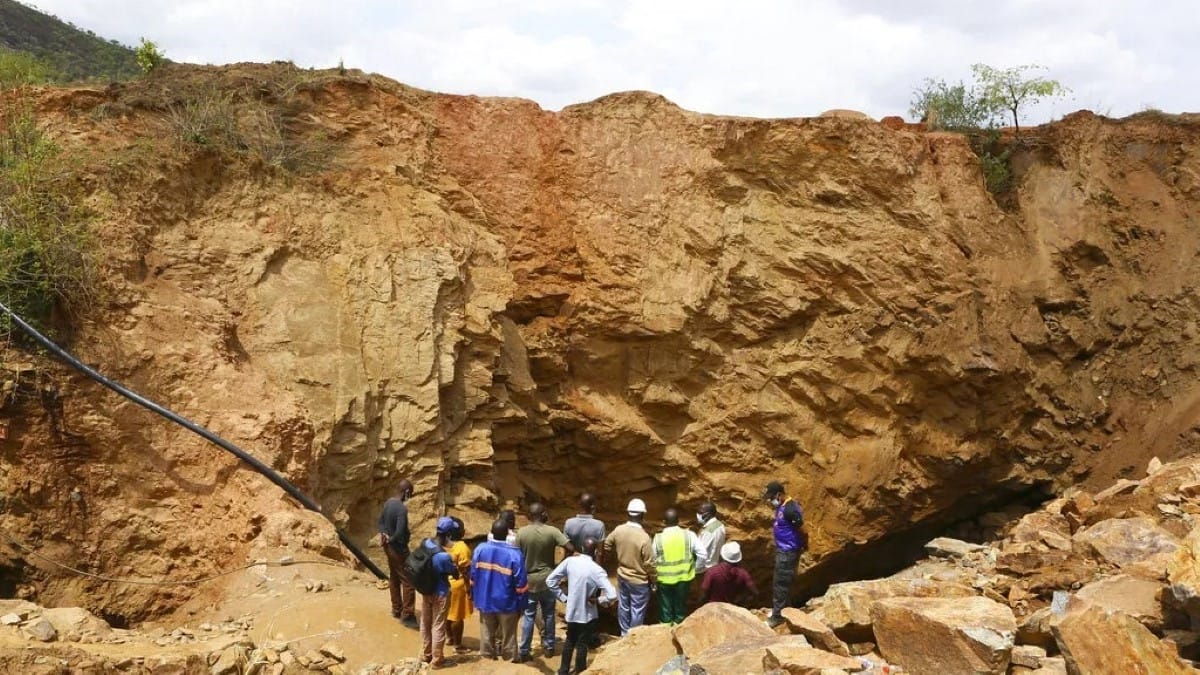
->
<box><xmin>26</xmin><ymin>0</ymin><xmax>1200</xmax><ymax>119</ymax></box>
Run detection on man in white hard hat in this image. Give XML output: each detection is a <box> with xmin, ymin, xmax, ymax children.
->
<box><xmin>602</xmin><ymin>497</ymin><xmax>656</xmax><ymax>635</ymax></box>
<box><xmin>700</xmin><ymin>541</ymin><xmax>757</xmax><ymax>607</ymax></box>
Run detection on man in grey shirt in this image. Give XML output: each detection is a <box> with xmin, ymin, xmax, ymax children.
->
<box><xmin>377</xmin><ymin>479</ymin><xmax>416</xmax><ymax>628</ymax></box>
<box><xmin>547</xmin><ymin>538</ymin><xmax>616</xmax><ymax>675</ymax></box>
<box><xmin>564</xmin><ymin>493</ymin><xmax>606</xmax><ymax>553</ymax></box>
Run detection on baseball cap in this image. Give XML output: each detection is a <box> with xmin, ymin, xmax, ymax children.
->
<box><xmin>763</xmin><ymin>481</ymin><xmax>785</xmax><ymax>499</ymax></box>
<box><xmin>626</xmin><ymin>498</ymin><xmax>647</xmax><ymax>514</ymax></box>
<box><xmin>436</xmin><ymin>516</ymin><xmax>457</xmax><ymax>535</ymax></box>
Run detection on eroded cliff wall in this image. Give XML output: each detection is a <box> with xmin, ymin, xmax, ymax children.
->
<box><xmin>2</xmin><ymin>64</ymin><xmax>1199</xmax><ymax>620</ymax></box>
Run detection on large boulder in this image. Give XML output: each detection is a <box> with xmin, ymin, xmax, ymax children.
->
<box><xmin>1072</xmin><ymin>517</ymin><xmax>1180</xmax><ymax>570</ymax></box>
<box><xmin>1075</xmin><ymin>574</ymin><xmax>1166</xmax><ymax>631</ymax></box>
<box><xmin>781</xmin><ymin>608</ymin><xmax>851</xmax><ymax>656</ymax></box>
<box><xmin>870</xmin><ymin>596</ymin><xmax>1016</xmax><ymax>674</ymax></box>
<box><xmin>41</xmin><ymin>607</ymin><xmax>113</xmax><ymax>639</ymax></box>
<box><xmin>590</xmin><ymin>623</ymin><xmax>679</xmax><ymax>675</ymax></box>
<box><xmin>811</xmin><ymin>576</ymin><xmax>975</xmax><ymax>640</ymax></box>
<box><xmin>762</xmin><ymin>639</ymin><xmax>867</xmax><ymax>674</ymax></box>
<box><xmin>1167</xmin><ymin>524</ymin><xmax>1200</xmax><ymax>628</ymax></box>
<box><xmin>689</xmin><ymin>635</ymin><xmax>784</xmax><ymax>673</ymax></box>
<box><xmin>1052</xmin><ymin>600</ymin><xmax>1191</xmax><ymax>674</ymax></box>
<box><xmin>672</xmin><ymin>602</ymin><xmax>775</xmax><ymax>656</ymax></box>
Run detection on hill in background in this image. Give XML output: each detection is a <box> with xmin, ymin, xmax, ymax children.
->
<box><xmin>0</xmin><ymin>0</ymin><xmax>139</xmax><ymax>81</ymax></box>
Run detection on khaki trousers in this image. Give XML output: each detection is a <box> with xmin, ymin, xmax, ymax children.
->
<box><xmin>479</xmin><ymin>611</ymin><xmax>519</xmax><ymax>660</ymax></box>
<box><xmin>419</xmin><ymin>593</ymin><xmax>450</xmax><ymax>662</ymax></box>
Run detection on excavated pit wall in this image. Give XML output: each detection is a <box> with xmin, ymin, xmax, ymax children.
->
<box><xmin>2</xmin><ymin>64</ymin><xmax>1200</xmax><ymax>620</ymax></box>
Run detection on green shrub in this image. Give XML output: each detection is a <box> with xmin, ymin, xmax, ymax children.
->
<box><xmin>135</xmin><ymin>38</ymin><xmax>165</xmax><ymax>75</ymax></box>
<box><xmin>0</xmin><ymin>49</ymin><xmax>58</xmax><ymax>88</ymax></box>
<box><xmin>0</xmin><ymin>98</ymin><xmax>97</xmax><ymax>337</ymax></box>
<box><xmin>908</xmin><ymin>78</ymin><xmax>994</xmax><ymax>131</ymax></box>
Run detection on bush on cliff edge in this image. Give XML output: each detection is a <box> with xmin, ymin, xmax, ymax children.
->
<box><xmin>0</xmin><ymin>93</ymin><xmax>97</xmax><ymax>339</ymax></box>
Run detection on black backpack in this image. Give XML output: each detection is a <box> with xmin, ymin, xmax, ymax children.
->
<box><xmin>405</xmin><ymin>538</ymin><xmax>440</xmax><ymax>595</ymax></box>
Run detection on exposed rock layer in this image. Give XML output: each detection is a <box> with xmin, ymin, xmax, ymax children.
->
<box><xmin>2</xmin><ymin>63</ymin><xmax>1200</xmax><ymax>620</ymax></box>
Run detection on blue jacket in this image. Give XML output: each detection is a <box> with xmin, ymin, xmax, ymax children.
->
<box><xmin>471</xmin><ymin>540</ymin><xmax>528</xmax><ymax>613</ymax></box>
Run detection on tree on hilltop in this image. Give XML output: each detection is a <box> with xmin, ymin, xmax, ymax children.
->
<box><xmin>971</xmin><ymin>63</ymin><xmax>1070</xmax><ymax>137</ymax></box>
<box><xmin>911</xmin><ymin>63</ymin><xmax>1069</xmax><ymax>137</ymax></box>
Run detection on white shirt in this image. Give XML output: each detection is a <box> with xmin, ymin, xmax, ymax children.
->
<box><xmin>546</xmin><ymin>554</ymin><xmax>617</xmax><ymax>624</ymax></box>
<box><xmin>696</xmin><ymin>518</ymin><xmax>727</xmax><ymax>574</ymax></box>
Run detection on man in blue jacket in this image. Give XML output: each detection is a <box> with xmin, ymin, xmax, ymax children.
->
<box><xmin>764</xmin><ymin>481</ymin><xmax>807</xmax><ymax>628</ymax></box>
<box><xmin>471</xmin><ymin>519</ymin><xmax>528</xmax><ymax>662</ymax></box>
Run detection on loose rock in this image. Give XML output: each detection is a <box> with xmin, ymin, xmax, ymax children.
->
<box><xmin>672</xmin><ymin>602</ymin><xmax>775</xmax><ymax>656</ymax></box>
<box><xmin>780</xmin><ymin>608</ymin><xmax>851</xmax><ymax>657</ymax></box>
<box><xmin>590</xmin><ymin>624</ymin><xmax>679</xmax><ymax>675</ymax></box>
<box><xmin>870</xmin><ymin>596</ymin><xmax>1016</xmax><ymax>674</ymax></box>
<box><xmin>1052</xmin><ymin>600</ymin><xmax>1191</xmax><ymax>674</ymax></box>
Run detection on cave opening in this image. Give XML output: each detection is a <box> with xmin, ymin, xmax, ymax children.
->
<box><xmin>793</xmin><ymin>479</ymin><xmax>1056</xmax><ymax>605</ymax></box>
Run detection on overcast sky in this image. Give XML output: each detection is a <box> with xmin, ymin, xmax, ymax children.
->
<box><xmin>27</xmin><ymin>0</ymin><xmax>1198</xmax><ymax>121</ymax></box>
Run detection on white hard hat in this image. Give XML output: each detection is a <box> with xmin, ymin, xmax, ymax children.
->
<box><xmin>720</xmin><ymin>542</ymin><xmax>742</xmax><ymax>564</ymax></box>
<box><xmin>626</xmin><ymin>498</ymin><xmax>647</xmax><ymax>514</ymax></box>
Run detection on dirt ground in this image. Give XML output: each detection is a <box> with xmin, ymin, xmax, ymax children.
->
<box><xmin>172</xmin><ymin>559</ymin><xmax>598</xmax><ymax>673</ymax></box>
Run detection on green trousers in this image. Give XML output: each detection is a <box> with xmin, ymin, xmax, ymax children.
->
<box><xmin>659</xmin><ymin>581</ymin><xmax>690</xmax><ymax>625</ymax></box>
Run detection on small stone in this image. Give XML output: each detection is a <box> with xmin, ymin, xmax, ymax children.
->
<box><xmin>0</xmin><ymin>613</ymin><xmax>20</xmax><ymax>626</ymax></box>
<box><xmin>319</xmin><ymin>642</ymin><xmax>346</xmax><ymax>662</ymax></box>
<box><xmin>924</xmin><ymin>537</ymin><xmax>987</xmax><ymax>559</ymax></box>
<box><xmin>278</xmin><ymin>650</ymin><xmax>297</xmax><ymax>667</ymax></box>
<box><xmin>1012</xmin><ymin>644</ymin><xmax>1047</xmax><ymax>668</ymax></box>
<box><xmin>23</xmin><ymin>617</ymin><xmax>58</xmax><ymax>642</ymax></box>
<box><xmin>1094</xmin><ymin>479</ymin><xmax>1141</xmax><ymax>502</ymax></box>
<box><xmin>1161</xmin><ymin>504</ymin><xmax>1185</xmax><ymax>518</ymax></box>
<box><xmin>1148</xmin><ymin>457</ymin><xmax>1164</xmax><ymax>475</ymax></box>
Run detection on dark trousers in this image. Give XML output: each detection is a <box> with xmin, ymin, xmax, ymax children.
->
<box><xmin>658</xmin><ymin>581</ymin><xmax>690</xmax><ymax>625</ymax></box>
<box><xmin>772</xmin><ymin>550</ymin><xmax>800</xmax><ymax>617</ymax></box>
<box><xmin>559</xmin><ymin>621</ymin><xmax>595</xmax><ymax>675</ymax></box>
<box><xmin>385</xmin><ymin>545</ymin><xmax>416</xmax><ymax>619</ymax></box>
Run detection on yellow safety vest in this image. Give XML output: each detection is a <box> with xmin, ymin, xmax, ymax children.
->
<box><xmin>655</xmin><ymin>528</ymin><xmax>695</xmax><ymax>585</ymax></box>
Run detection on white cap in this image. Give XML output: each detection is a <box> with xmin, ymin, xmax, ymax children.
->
<box><xmin>720</xmin><ymin>541</ymin><xmax>742</xmax><ymax>564</ymax></box>
<box><xmin>626</xmin><ymin>498</ymin><xmax>647</xmax><ymax>514</ymax></box>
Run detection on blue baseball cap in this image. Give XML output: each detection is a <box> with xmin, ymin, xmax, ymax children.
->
<box><xmin>436</xmin><ymin>516</ymin><xmax>457</xmax><ymax>535</ymax></box>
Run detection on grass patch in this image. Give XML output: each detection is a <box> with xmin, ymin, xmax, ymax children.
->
<box><xmin>160</xmin><ymin>70</ymin><xmax>338</xmax><ymax>174</ymax></box>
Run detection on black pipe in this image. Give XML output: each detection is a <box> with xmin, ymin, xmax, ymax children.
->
<box><xmin>0</xmin><ymin>301</ymin><xmax>386</xmax><ymax>579</ymax></box>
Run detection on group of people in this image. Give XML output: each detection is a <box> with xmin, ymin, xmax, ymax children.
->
<box><xmin>376</xmin><ymin>479</ymin><xmax>807</xmax><ymax>672</ymax></box>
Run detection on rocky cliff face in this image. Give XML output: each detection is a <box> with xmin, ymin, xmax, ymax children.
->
<box><xmin>2</xmin><ymin>64</ymin><xmax>1199</xmax><ymax>621</ymax></box>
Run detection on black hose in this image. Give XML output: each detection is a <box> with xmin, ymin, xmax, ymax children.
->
<box><xmin>0</xmin><ymin>301</ymin><xmax>386</xmax><ymax>579</ymax></box>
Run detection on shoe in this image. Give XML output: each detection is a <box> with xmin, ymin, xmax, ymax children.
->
<box><xmin>765</xmin><ymin>615</ymin><xmax>785</xmax><ymax>629</ymax></box>
<box><xmin>513</xmin><ymin>653</ymin><xmax>532</xmax><ymax>663</ymax></box>
<box><xmin>543</xmin><ymin>645</ymin><xmax>556</xmax><ymax>658</ymax></box>
<box><xmin>454</xmin><ymin>645</ymin><xmax>471</xmax><ymax>655</ymax></box>
<box><xmin>401</xmin><ymin>616</ymin><xmax>419</xmax><ymax>629</ymax></box>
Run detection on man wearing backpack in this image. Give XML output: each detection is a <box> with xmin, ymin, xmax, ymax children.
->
<box><xmin>411</xmin><ymin>517</ymin><xmax>461</xmax><ymax>669</ymax></box>
<box><xmin>378</xmin><ymin>479</ymin><xmax>416</xmax><ymax>628</ymax></box>
<box><xmin>471</xmin><ymin>519</ymin><xmax>528</xmax><ymax>662</ymax></box>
